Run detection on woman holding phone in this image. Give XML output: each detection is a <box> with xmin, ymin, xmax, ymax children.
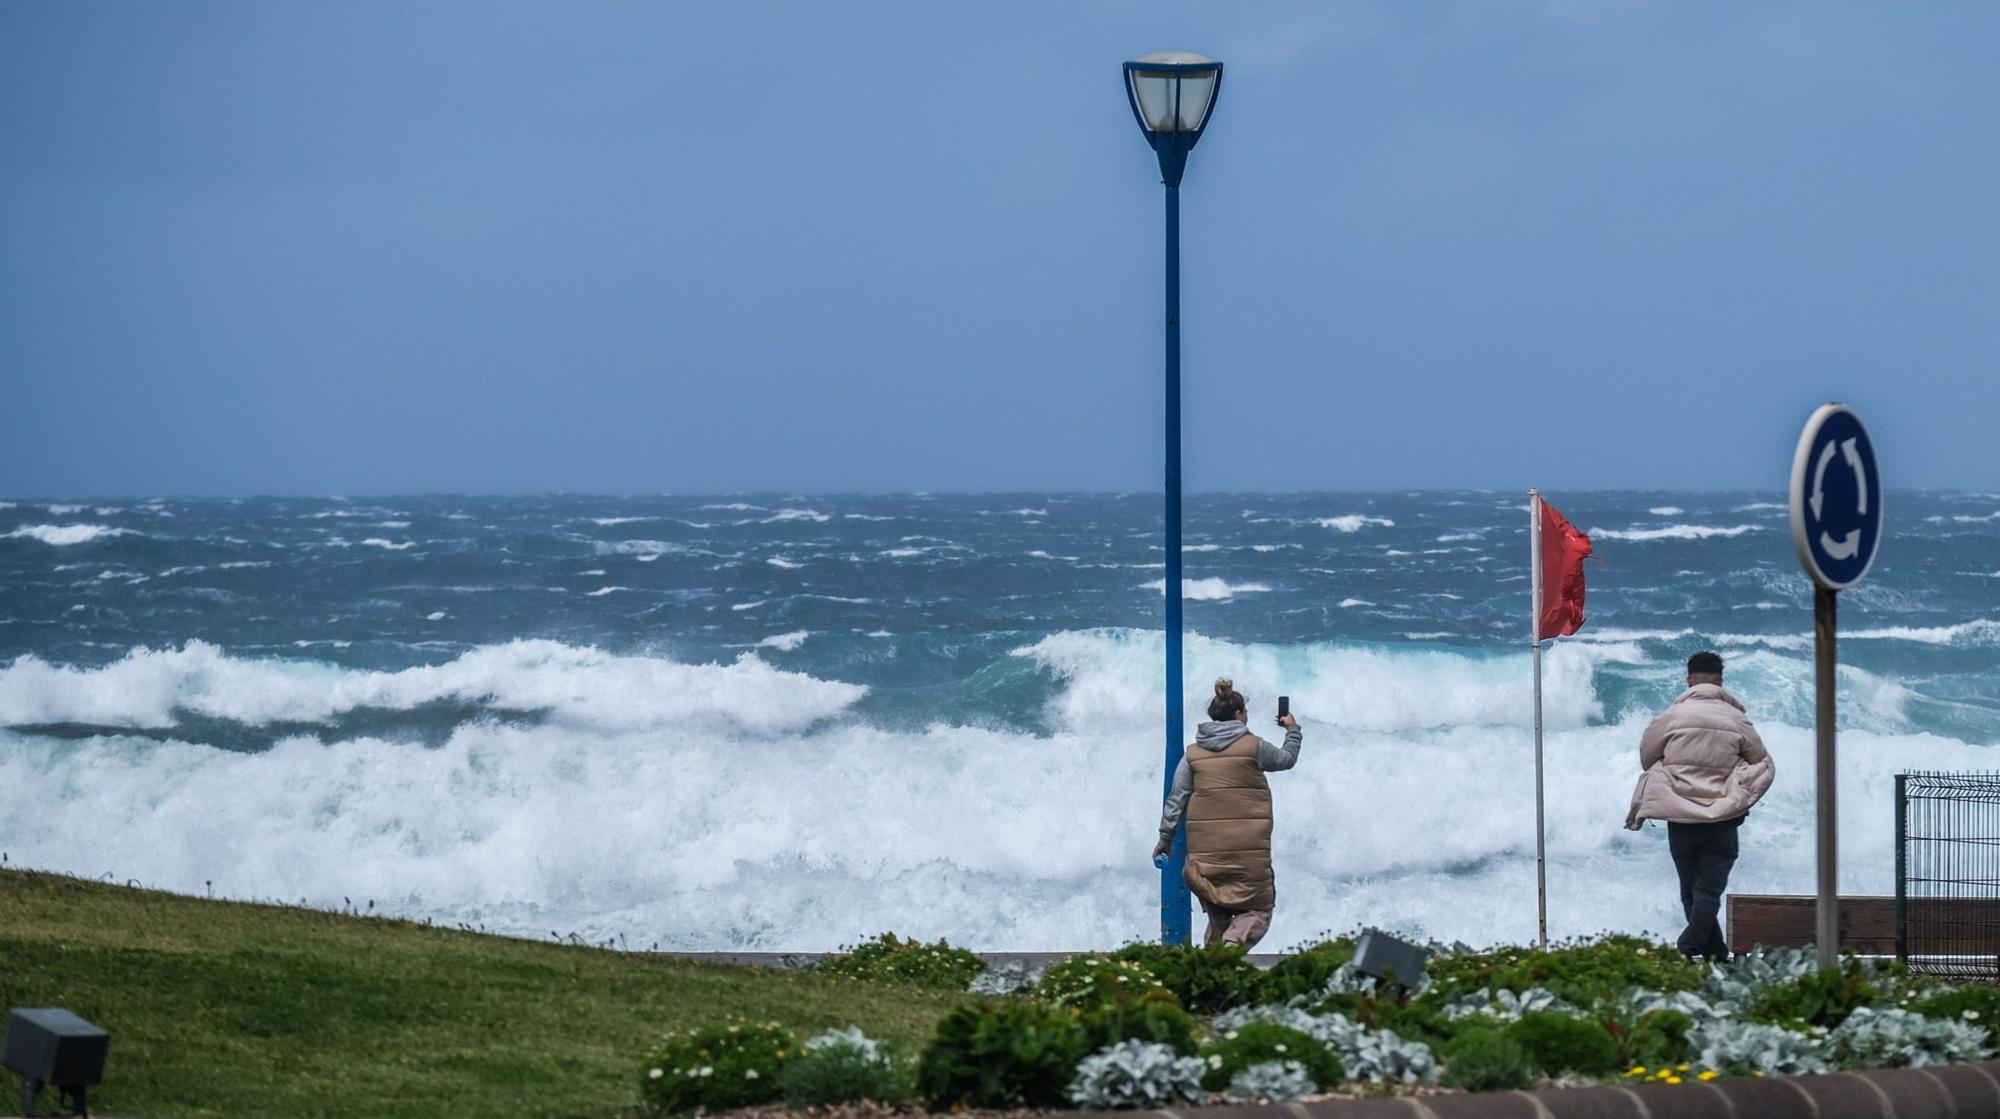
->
<box><xmin>1152</xmin><ymin>678</ymin><xmax>1304</xmax><ymax>948</ymax></box>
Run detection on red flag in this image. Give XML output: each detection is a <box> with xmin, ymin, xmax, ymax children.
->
<box><xmin>1537</xmin><ymin>499</ymin><xmax>1593</xmax><ymax>640</ymax></box>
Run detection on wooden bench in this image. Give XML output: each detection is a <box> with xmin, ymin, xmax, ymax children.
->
<box><xmin>1728</xmin><ymin>893</ymin><xmax>2000</xmax><ymax>959</ymax></box>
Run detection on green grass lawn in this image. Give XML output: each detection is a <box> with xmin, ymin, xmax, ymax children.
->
<box><xmin>0</xmin><ymin>869</ymin><xmax>969</xmax><ymax>1119</ymax></box>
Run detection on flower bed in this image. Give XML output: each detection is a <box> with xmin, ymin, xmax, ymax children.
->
<box><xmin>635</xmin><ymin>935</ymin><xmax>2000</xmax><ymax>1114</ymax></box>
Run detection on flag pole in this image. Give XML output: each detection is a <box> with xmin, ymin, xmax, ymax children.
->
<box><xmin>1530</xmin><ymin>488</ymin><xmax>1548</xmax><ymax>949</ymax></box>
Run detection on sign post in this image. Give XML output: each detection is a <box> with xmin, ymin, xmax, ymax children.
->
<box><xmin>1789</xmin><ymin>403</ymin><xmax>1883</xmax><ymax>972</ymax></box>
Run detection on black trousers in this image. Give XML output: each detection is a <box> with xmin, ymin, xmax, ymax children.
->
<box><xmin>1667</xmin><ymin>817</ymin><xmax>1742</xmax><ymax>960</ymax></box>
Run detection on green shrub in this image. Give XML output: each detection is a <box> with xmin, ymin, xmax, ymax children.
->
<box><xmin>1112</xmin><ymin>942</ymin><xmax>1265</xmax><ymax>1014</ymax></box>
<box><xmin>1440</xmin><ymin>1030</ymin><xmax>1537</xmax><ymax>1091</ymax></box>
<box><xmin>1909</xmin><ymin>982</ymin><xmax>2000</xmax><ymax>1031</ymax></box>
<box><xmin>1506</xmin><ymin>1012</ymin><xmax>1620</xmax><ymax>1077</ymax></box>
<box><xmin>1036</xmin><ymin>953</ymin><xmax>1168</xmax><ymax>1009</ymax></box>
<box><xmin>1080</xmin><ymin>988</ymin><xmax>1201</xmax><ymax>1056</ymax></box>
<box><xmin>1369</xmin><ymin>998</ymin><xmax>1456</xmax><ymax>1049</ymax></box>
<box><xmin>1620</xmin><ymin>1010</ymin><xmax>1695</xmax><ymax>1069</ymax></box>
<box><xmin>1257</xmin><ymin>937</ymin><xmax>1356</xmax><ymax>1004</ymax></box>
<box><xmin>917</xmin><ymin>1000</ymin><xmax>1087</xmax><ymax>1110</ymax></box>
<box><xmin>819</xmin><ymin>932</ymin><xmax>986</xmax><ymax>989</ymax></box>
<box><xmin>1426</xmin><ymin>935</ymin><xmax>1702</xmax><ymax>1006</ymax></box>
<box><xmin>641</xmin><ymin>1020</ymin><xmax>795</xmax><ymax>1115</ymax></box>
<box><xmin>780</xmin><ymin>1028</ymin><xmax>914</xmax><ymax>1108</ymax></box>
<box><xmin>1198</xmin><ymin>1022</ymin><xmax>1343</xmax><ymax>1092</ymax></box>
<box><xmin>1744</xmin><ymin>964</ymin><xmax>1882</xmax><ymax>1030</ymax></box>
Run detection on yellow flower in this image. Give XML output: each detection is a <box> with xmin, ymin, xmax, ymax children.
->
<box><xmin>1629</xmin><ymin>1067</ymin><xmax>1647</xmax><ymax>1076</ymax></box>
<box><xmin>1666</xmin><ymin>1076</ymin><xmax>1682</xmax><ymax>1085</ymax></box>
<box><xmin>1699</xmin><ymin>1071</ymin><xmax>1718</xmax><ymax>1081</ymax></box>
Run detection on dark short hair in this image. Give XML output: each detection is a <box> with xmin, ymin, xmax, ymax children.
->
<box><xmin>1687</xmin><ymin>651</ymin><xmax>1724</xmax><ymax>677</ymax></box>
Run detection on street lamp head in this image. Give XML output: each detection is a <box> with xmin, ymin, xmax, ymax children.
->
<box><xmin>1123</xmin><ymin>52</ymin><xmax>1222</xmax><ymax>186</ymax></box>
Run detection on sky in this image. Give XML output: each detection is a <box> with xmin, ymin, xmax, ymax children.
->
<box><xmin>2</xmin><ymin>2</ymin><xmax>1997</xmax><ymax>496</ymax></box>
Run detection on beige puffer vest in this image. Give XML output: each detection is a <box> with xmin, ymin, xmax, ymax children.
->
<box><xmin>1182</xmin><ymin>733</ymin><xmax>1275</xmax><ymax>911</ymax></box>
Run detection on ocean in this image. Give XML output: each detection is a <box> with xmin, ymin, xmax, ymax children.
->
<box><xmin>3</xmin><ymin>492</ymin><xmax>1997</xmax><ymax>952</ymax></box>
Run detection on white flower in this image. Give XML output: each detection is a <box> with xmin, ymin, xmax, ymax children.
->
<box><xmin>1966</xmin><ymin>1011</ymin><xmax>1982</xmax><ymax>1021</ymax></box>
<box><xmin>698</xmin><ymin>1066</ymin><xmax>714</xmax><ymax>1078</ymax></box>
<box><xmin>745</xmin><ymin>1069</ymin><xmax>760</xmax><ymax>1080</ymax></box>
<box><xmin>1225</xmin><ymin>1030</ymin><xmax>1239</xmax><ymax>1040</ymax></box>
<box><xmin>649</xmin><ymin>1069</ymin><xmax>664</xmax><ymax>1080</ymax></box>
<box><xmin>1274</xmin><ymin>1043</ymin><xmax>1287</xmax><ymax>1053</ymax></box>
<box><xmin>1208</xmin><ymin>1055</ymin><xmax>1223</xmax><ymax>1068</ymax></box>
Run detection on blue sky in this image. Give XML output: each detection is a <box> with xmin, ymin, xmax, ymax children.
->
<box><xmin>3</xmin><ymin>2</ymin><xmax>1996</xmax><ymax>495</ymax></box>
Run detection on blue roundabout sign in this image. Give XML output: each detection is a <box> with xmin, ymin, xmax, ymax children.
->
<box><xmin>1790</xmin><ymin>403</ymin><xmax>1882</xmax><ymax>591</ymax></box>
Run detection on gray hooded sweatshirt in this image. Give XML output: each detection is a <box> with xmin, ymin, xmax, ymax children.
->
<box><xmin>1157</xmin><ymin>720</ymin><xmax>1304</xmax><ymax>843</ymax></box>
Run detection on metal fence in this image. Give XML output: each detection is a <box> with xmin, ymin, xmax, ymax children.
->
<box><xmin>1896</xmin><ymin>772</ymin><xmax>2000</xmax><ymax>978</ymax></box>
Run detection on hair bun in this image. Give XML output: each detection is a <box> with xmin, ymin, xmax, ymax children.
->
<box><xmin>1213</xmin><ymin>678</ymin><xmax>1234</xmax><ymax>697</ymax></box>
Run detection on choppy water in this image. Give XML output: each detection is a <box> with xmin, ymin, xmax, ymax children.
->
<box><xmin>3</xmin><ymin>492</ymin><xmax>1998</xmax><ymax>950</ymax></box>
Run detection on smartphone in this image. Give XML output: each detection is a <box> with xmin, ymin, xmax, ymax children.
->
<box><xmin>1278</xmin><ymin>696</ymin><xmax>1291</xmax><ymax>719</ymax></box>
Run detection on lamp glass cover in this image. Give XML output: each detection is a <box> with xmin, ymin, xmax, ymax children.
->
<box><xmin>1172</xmin><ymin>73</ymin><xmax>1216</xmax><ymax>131</ymax></box>
<box><xmin>1129</xmin><ymin>71</ymin><xmax>1180</xmax><ymax>133</ymax></box>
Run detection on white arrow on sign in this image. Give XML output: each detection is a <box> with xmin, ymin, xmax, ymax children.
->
<box><xmin>1811</xmin><ymin>437</ymin><xmax>1867</xmax><ymax>560</ymax></box>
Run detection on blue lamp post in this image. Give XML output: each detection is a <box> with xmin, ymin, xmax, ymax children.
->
<box><xmin>1124</xmin><ymin>51</ymin><xmax>1223</xmax><ymax>946</ymax></box>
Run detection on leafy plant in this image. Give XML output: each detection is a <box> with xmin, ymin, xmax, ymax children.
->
<box><xmin>1703</xmin><ymin>947</ymin><xmax>1818</xmax><ymax>1009</ymax></box>
<box><xmin>1438</xmin><ymin>986</ymin><xmax>1580</xmax><ymax>1021</ymax></box>
<box><xmin>1908</xmin><ymin>982</ymin><xmax>2000</xmax><ymax>1029</ymax></box>
<box><xmin>1690</xmin><ymin>1018</ymin><xmax>1831</xmax><ymax>1077</ymax></box>
<box><xmin>1743</xmin><ymin>964</ymin><xmax>1881</xmax><ymax>1030</ymax></box>
<box><xmin>1112</xmin><ymin>942</ymin><xmax>1266</xmax><ymax>1014</ymax></box>
<box><xmin>1067</xmin><ymin>1041</ymin><xmax>1207</xmax><ymax>1109</ymax></box>
<box><xmin>780</xmin><ymin>1027</ymin><xmax>913</xmax><ymax>1108</ymax></box>
<box><xmin>819</xmin><ymin>932</ymin><xmax>986</xmax><ymax>989</ymax></box>
<box><xmin>1079</xmin><ymin>987</ymin><xmax>1200</xmax><ymax>1056</ymax></box>
<box><xmin>640</xmin><ymin>1020</ymin><xmax>795</xmax><ymax>1115</ymax></box>
<box><xmin>1368</xmin><ymin>997</ymin><xmax>1456</xmax><ymax>1050</ymax></box>
<box><xmin>1827</xmin><ymin>1007</ymin><xmax>1992</xmax><ymax>1070</ymax></box>
<box><xmin>1257</xmin><ymin>936</ymin><xmax>1356</xmax><ymax>1004</ymax></box>
<box><xmin>1212</xmin><ymin>1002</ymin><xmax>1437</xmax><ymax>1084</ymax></box>
<box><xmin>1427</xmin><ymin>935</ymin><xmax>1701</xmax><ymax>1006</ymax></box>
<box><xmin>1198</xmin><ymin>1021</ymin><xmax>1344</xmax><ymax>1092</ymax></box>
<box><xmin>917</xmin><ymin>1000</ymin><xmax>1087</xmax><ymax>1110</ymax></box>
<box><xmin>969</xmin><ymin>957</ymin><xmax>1044</xmax><ymax>996</ymax></box>
<box><xmin>1440</xmin><ymin>1030</ymin><xmax>1536</xmax><ymax>1092</ymax></box>
<box><xmin>1506</xmin><ymin>1011</ymin><xmax>1620</xmax><ymax>1077</ymax></box>
<box><xmin>1036</xmin><ymin>953</ymin><xmax>1168</xmax><ymax>1010</ymax></box>
<box><xmin>1225</xmin><ymin>1060</ymin><xmax>1317</xmax><ymax>1103</ymax></box>
<box><xmin>1621</xmin><ymin>1009</ymin><xmax>1696</xmax><ymax>1069</ymax></box>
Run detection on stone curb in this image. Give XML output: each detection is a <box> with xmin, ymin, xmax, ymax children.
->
<box><xmin>1036</xmin><ymin>1059</ymin><xmax>2000</xmax><ymax>1119</ymax></box>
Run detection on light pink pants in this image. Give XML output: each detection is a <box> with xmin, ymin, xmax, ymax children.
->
<box><xmin>1202</xmin><ymin>905</ymin><xmax>1272</xmax><ymax>949</ymax></box>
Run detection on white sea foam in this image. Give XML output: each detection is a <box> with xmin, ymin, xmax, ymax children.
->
<box><xmin>1138</xmin><ymin>578</ymin><xmax>1272</xmax><ymax>601</ymax></box>
<box><xmin>767</xmin><ymin>557</ymin><xmax>804</xmax><ymax>569</ymax></box>
<box><xmin>1436</xmin><ymin>533</ymin><xmax>1480</xmax><ymax>542</ymax></box>
<box><xmin>590</xmin><ymin>516</ymin><xmax>655</xmax><ymax>526</ymax></box>
<box><xmin>763</xmin><ymin>509</ymin><xmax>830</xmax><ymax>524</ymax></box>
<box><xmin>1951</xmin><ymin>512</ymin><xmax>2000</xmax><ymax>524</ymax></box>
<box><xmin>1339</xmin><ymin>598</ymin><xmax>1374</xmax><ymax>608</ymax></box>
<box><xmin>843</xmin><ymin>513</ymin><xmax>895</xmax><ymax>521</ymax></box>
<box><xmin>6</xmin><ymin>524</ymin><xmax>135</xmax><ymax>546</ymax></box>
<box><xmin>5</xmin><ymin>628</ymin><xmax>1991</xmax><ymax>953</ymax></box>
<box><xmin>586</xmin><ymin>586</ymin><xmax>628</xmax><ymax>597</ymax></box>
<box><xmin>595</xmin><ymin>540</ymin><xmax>690</xmax><ymax>557</ymax></box>
<box><xmin>731</xmin><ymin>600</ymin><xmax>766</xmax><ymax>611</ymax></box>
<box><xmin>757</xmin><ymin>631</ymin><xmax>811</xmax><ymax>651</ymax></box>
<box><xmin>701</xmin><ymin>503</ymin><xmax>766</xmax><ymax>512</ymax></box>
<box><xmin>45</xmin><ymin>504</ymin><xmax>85</xmax><ymax>514</ymax></box>
<box><xmin>426</xmin><ymin>611</ymin><xmax>447</xmax><ymax>621</ymax></box>
<box><xmin>1317</xmin><ymin>515</ymin><xmax>1395</xmax><ymax>532</ymax></box>
<box><xmin>361</xmin><ymin>538</ymin><xmax>415</xmax><ymax>551</ymax></box>
<box><xmin>0</xmin><ymin>639</ymin><xmax>862</xmax><ymax>736</ymax></box>
<box><xmin>1648</xmin><ymin>506</ymin><xmax>1684</xmax><ymax>516</ymax></box>
<box><xmin>1590</xmin><ymin>524</ymin><xmax>1761</xmax><ymax>542</ymax></box>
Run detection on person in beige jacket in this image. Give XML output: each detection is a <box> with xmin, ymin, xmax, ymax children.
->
<box><xmin>1626</xmin><ymin>650</ymin><xmax>1776</xmax><ymax>961</ymax></box>
<box><xmin>1152</xmin><ymin>679</ymin><xmax>1303</xmax><ymax>949</ymax></box>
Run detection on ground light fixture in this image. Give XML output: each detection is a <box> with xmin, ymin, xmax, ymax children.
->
<box><xmin>1124</xmin><ymin>50</ymin><xmax>1222</xmax><ymax>946</ymax></box>
<box><xmin>3</xmin><ymin>1009</ymin><xmax>109</xmax><ymax>1118</ymax></box>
